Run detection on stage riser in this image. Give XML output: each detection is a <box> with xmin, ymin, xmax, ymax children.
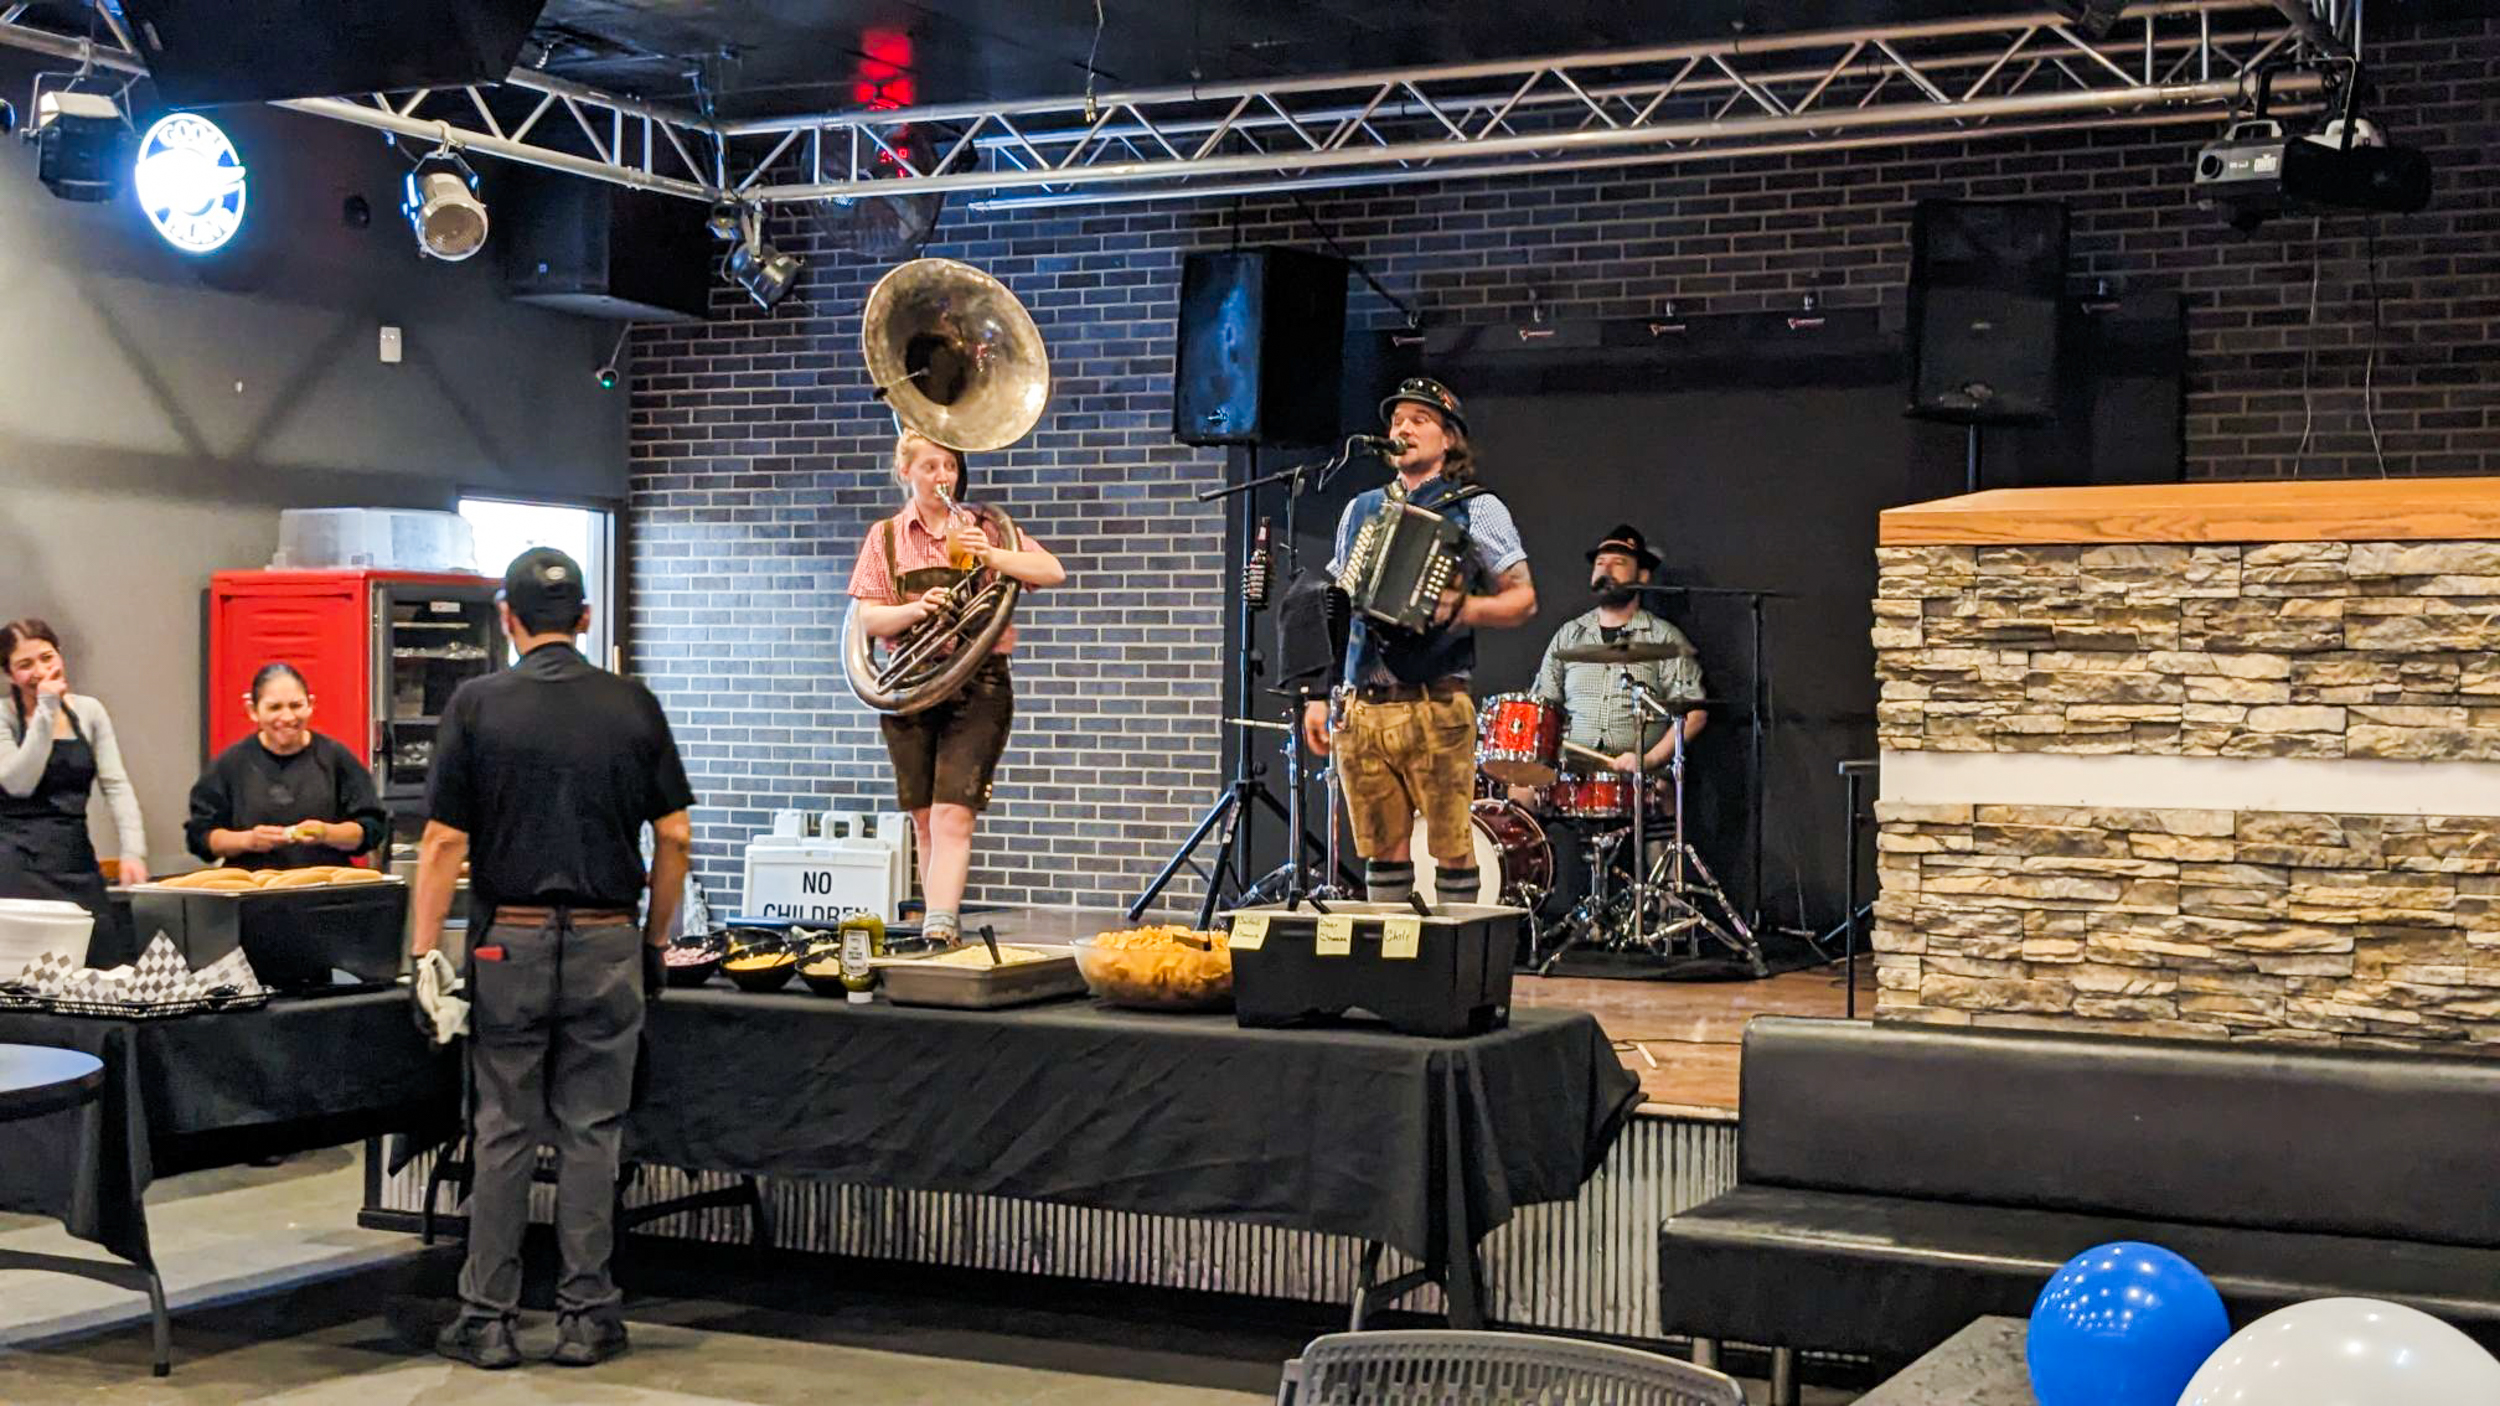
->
<box><xmin>367</xmin><ymin>1108</ymin><xmax>1734</xmax><ymax>1339</ymax></box>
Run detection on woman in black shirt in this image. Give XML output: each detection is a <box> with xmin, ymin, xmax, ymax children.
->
<box><xmin>186</xmin><ymin>663</ymin><xmax>387</xmax><ymax>871</ymax></box>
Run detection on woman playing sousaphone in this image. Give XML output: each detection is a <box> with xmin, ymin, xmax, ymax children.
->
<box><xmin>847</xmin><ymin>429</ymin><xmax>1064</xmax><ymax>947</ymax></box>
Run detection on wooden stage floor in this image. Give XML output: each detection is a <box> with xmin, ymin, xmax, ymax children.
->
<box><xmin>989</xmin><ymin>907</ymin><xmax>1875</xmax><ymax>1117</ymax></box>
<box><xmin>1513</xmin><ymin>966</ymin><xmax>1870</xmax><ymax>1114</ymax></box>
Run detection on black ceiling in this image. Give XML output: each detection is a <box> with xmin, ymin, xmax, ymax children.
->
<box><xmin>526</xmin><ymin>0</ymin><xmax>2498</xmax><ymax>121</ymax></box>
<box><xmin>61</xmin><ymin>0</ymin><xmax>2500</xmax><ymax>124</ymax></box>
<box><xmin>523</xmin><ymin>1</ymin><xmax>1997</xmax><ymax>120</ymax></box>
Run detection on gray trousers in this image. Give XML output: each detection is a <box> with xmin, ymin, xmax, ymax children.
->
<box><xmin>456</xmin><ymin>916</ymin><xmax>645</xmax><ymax>1323</ymax></box>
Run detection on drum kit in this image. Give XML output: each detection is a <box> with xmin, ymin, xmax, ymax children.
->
<box><xmin>1421</xmin><ymin>638</ymin><xmax>1765</xmax><ymax>976</ymax></box>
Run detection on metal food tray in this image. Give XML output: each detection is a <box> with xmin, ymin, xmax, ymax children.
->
<box><xmin>873</xmin><ymin>951</ymin><xmax>1086</xmax><ymax>1010</ymax></box>
<box><xmin>0</xmin><ymin>988</ymin><xmax>271</xmax><ymax>1019</ymax></box>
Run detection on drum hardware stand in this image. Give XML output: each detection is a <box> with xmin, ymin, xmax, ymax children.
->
<box><xmin>1625</xmin><ymin>678</ymin><xmax>1768</xmax><ymax>976</ymax></box>
<box><xmin>1633</xmin><ymin>582</ymin><xmax>1787</xmax><ymax>933</ymax></box>
<box><xmin>1134</xmin><ymin>441</ymin><xmax>1361</xmax><ymax>926</ymax></box>
<box><xmin>1535</xmin><ymin>828</ymin><xmax>1623</xmax><ymax>975</ymax></box>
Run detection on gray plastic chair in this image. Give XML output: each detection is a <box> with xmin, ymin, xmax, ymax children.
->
<box><xmin>1276</xmin><ymin>1329</ymin><xmax>1748</xmax><ymax>1406</ymax></box>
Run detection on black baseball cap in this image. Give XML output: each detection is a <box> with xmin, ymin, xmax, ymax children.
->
<box><xmin>499</xmin><ymin>547</ymin><xmax>588</xmax><ymax>619</ymax></box>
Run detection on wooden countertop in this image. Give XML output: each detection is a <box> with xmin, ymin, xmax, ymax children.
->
<box><xmin>1880</xmin><ymin>477</ymin><xmax>2500</xmax><ymax>546</ymax></box>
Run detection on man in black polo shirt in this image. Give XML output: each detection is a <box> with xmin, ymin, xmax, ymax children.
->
<box><xmin>410</xmin><ymin>547</ymin><xmax>695</xmax><ymax>1370</ymax></box>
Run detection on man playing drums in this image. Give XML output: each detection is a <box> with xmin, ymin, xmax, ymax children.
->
<box><xmin>1529</xmin><ymin>524</ymin><xmax>1704</xmax><ymax>781</ymax></box>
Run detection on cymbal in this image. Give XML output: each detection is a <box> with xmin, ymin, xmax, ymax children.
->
<box><xmin>1555</xmin><ymin>639</ymin><xmax>1694</xmax><ymax>664</ymax></box>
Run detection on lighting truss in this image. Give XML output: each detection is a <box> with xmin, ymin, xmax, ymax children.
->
<box><xmin>0</xmin><ymin>0</ymin><xmax>2333</xmax><ymax>212</ymax></box>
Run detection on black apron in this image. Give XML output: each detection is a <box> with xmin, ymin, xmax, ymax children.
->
<box><xmin>223</xmin><ymin>741</ymin><xmax>344</xmax><ymax>872</ymax></box>
<box><xmin>0</xmin><ymin>703</ymin><xmax>110</xmax><ymax>922</ymax></box>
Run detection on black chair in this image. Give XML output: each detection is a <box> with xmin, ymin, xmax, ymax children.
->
<box><xmin>1277</xmin><ymin>1330</ymin><xmax>1745</xmax><ymax>1405</ymax></box>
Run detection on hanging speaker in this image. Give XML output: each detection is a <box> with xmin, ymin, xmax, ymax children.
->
<box><xmin>116</xmin><ymin>0</ymin><xmax>550</xmax><ymax>107</ymax></box>
<box><xmin>1908</xmin><ymin>199</ymin><xmax>2069</xmax><ymax>424</ymax></box>
<box><xmin>499</xmin><ymin>171</ymin><xmax>713</xmax><ymax>323</ymax></box>
<box><xmin>1173</xmin><ymin>247</ymin><xmax>1349</xmax><ymax>447</ymax></box>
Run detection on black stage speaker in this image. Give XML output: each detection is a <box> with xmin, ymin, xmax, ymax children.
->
<box><xmin>1908</xmin><ymin>199</ymin><xmax>2069</xmax><ymax>424</ymax></box>
<box><xmin>1173</xmin><ymin>248</ymin><xmax>1348</xmax><ymax>446</ymax></box>
<box><xmin>499</xmin><ymin>174</ymin><xmax>713</xmax><ymax>323</ymax></box>
<box><xmin>117</xmin><ymin>0</ymin><xmax>549</xmax><ymax>108</ymax></box>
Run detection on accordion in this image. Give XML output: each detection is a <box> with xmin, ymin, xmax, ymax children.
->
<box><xmin>1336</xmin><ymin>488</ymin><xmax>1483</xmax><ymax>634</ymax></box>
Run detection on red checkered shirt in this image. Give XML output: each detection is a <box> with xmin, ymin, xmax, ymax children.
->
<box><xmin>846</xmin><ymin>508</ymin><xmax>1039</xmax><ymax>655</ymax></box>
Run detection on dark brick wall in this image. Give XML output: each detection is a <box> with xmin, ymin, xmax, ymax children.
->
<box><xmin>631</xmin><ymin>19</ymin><xmax>2499</xmax><ymax>915</ymax></box>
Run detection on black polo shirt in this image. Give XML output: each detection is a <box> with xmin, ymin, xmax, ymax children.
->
<box><xmin>425</xmin><ymin>642</ymin><xmax>696</xmax><ymax>913</ymax></box>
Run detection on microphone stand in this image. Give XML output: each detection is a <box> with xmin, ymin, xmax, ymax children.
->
<box><xmin>1129</xmin><ymin>439</ymin><xmax>1371</xmax><ymax>925</ymax></box>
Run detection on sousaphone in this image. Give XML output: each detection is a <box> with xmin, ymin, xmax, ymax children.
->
<box><xmin>843</xmin><ymin>258</ymin><xmax>1051</xmax><ymax>715</ymax></box>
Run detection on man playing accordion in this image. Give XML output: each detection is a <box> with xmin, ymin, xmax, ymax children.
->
<box><xmin>1302</xmin><ymin>377</ymin><xmax>1537</xmax><ymax>906</ymax></box>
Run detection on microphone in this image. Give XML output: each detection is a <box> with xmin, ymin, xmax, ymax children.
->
<box><xmin>1353</xmin><ymin>435</ymin><xmax>1409</xmax><ymax>456</ymax></box>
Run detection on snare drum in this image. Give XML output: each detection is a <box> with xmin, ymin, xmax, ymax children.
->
<box><xmin>1545</xmin><ymin>770</ymin><xmax>1638</xmax><ymax>820</ymax></box>
<box><xmin>1413</xmin><ymin>799</ymin><xmax>1554</xmax><ymax>908</ymax></box>
<box><xmin>1477</xmin><ymin>693</ymin><xmax>1564</xmax><ymax>785</ymax></box>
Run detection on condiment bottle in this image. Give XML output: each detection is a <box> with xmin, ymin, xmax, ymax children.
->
<box><xmin>837</xmin><ymin>914</ymin><xmax>886</xmax><ymax>1004</ymax></box>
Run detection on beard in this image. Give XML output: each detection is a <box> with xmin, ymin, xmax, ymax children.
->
<box><xmin>1591</xmin><ymin>580</ymin><xmax>1639</xmax><ymax>608</ymax></box>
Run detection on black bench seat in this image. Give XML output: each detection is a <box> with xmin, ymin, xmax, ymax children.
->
<box><xmin>1660</xmin><ymin>1017</ymin><xmax>2500</xmax><ymax>1369</ymax></box>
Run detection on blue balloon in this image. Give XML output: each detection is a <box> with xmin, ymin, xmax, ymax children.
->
<box><xmin>2026</xmin><ymin>1241</ymin><xmax>2232</xmax><ymax>1406</ymax></box>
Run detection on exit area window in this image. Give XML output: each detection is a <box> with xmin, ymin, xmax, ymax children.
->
<box><xmin>458</xmin><ymin>496</ymin><xmax>618</xmax><ymax>668</ymax></box>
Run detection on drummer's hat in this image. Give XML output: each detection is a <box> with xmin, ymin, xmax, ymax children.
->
<box><xmin>1586</xmin><ymin>524</ymin><xmax>1661</xmax><ymax>572</ymax></box>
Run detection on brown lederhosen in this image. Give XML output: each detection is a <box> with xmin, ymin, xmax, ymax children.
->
<box><xmin>872</xmin><ymin>514</ymin><xmax>1015</xmax><ymax>813</ymax></box>
<box><xmin>1335</xmin><ymin>679</ymin><xmax>1478</xmax><ymax>863</ymax></box>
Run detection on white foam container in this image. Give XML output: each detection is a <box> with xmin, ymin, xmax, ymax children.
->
<box><xmin>0</xmin><ymin>898</ymin><xmax>96</xmax><ymax>975</ymax></box>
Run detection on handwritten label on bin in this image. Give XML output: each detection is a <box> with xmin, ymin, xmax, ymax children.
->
<box><xmin>1228</xmin><ymin>913</ymin><xmax>1269</xmax><ymax>951</ymax></box>
<box><xmin>1314</xmin><ymin>914</ymin><xmax>1354</xmax><ymax>956</ymax></box>
<box><xmin>1381</xmin><ymin>915</ymin><xmax>1422</xmax><ymax>960</ymax></box>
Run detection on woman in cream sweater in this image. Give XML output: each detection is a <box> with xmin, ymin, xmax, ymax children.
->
<box><xmin>2</xmin><ymin>619</ymin><xmax>148</xmax><ymax>942</ymax></box>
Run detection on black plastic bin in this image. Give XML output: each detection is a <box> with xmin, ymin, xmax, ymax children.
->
<box><xmin>1224</xmin><ymin>900</ymin><xmax>1523</xmax><ymax>1038</ymax></box>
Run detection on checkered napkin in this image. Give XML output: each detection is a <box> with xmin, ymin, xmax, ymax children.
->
<box><xmin>11</xmin><ymin>935</ymin><xmax>269</xmax><ymax>1007</ymax></box>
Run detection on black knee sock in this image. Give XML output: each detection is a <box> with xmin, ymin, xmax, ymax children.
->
<box><xmin>1365</xmin><ymin>861</ymin><xmax>1416</xmax><ymax>904</ymax></box>
<box><xmin>1434</xmin><ymin>865</ymin><xmax>1480</xmax><ymax>903</ymax></box>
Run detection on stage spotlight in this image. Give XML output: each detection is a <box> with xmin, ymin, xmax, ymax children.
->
<box><xmin>401</xmin><ymin>147</ymin><xmax>488</xmax><ymax>261</ymax></box>
<box><xmin>2048</xmin><ymin>0</ymin><xmax>2126</xmax><ymax>42</ymax></box>
<box><xmin>705</xmin><ymin>200</ymin><xmax>742</xmax><ymax>242</ymax></box>
<box><xmin>31</xmin><ymin>90</ymin><xmax>132</xmax><ymax>203</ymax></box>
<box><xmin>721</xmin><ymin>203</ymin><xmax>802</xmax><ymax>310</ymax></box>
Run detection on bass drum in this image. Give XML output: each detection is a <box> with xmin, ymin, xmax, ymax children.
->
<box><xmin>1412</xmin><ymin>799</ymin><xmax>1553</xmax><ymax>909</ymax></box>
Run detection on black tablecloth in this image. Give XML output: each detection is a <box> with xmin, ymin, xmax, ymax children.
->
<box><xmin>0</xmin><ymin>992</ymin><xmax>457</xmax><ymax>1266</ymax></box>
<box><xmin>631</xmin><ymin>992</ymin><xmax>1641</xmax><ymax>1323</ymax></box>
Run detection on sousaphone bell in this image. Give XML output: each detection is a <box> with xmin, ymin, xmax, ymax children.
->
<box><xmin>843</xmin><ymin>258</ymin><xmax>1052</xmax><ymax>715</ymax></box>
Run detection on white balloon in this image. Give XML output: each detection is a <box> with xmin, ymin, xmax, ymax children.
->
<box><xmin>2176</xmin><ymin>1298</ymin><xmax>2500</xmax><ymax>1406</ymax></box>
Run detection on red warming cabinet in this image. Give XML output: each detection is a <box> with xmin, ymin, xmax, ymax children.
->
<box><xmin>205</xmin><ymin>570</ymin><xmax>502</xmax><ymax>809</ymax></box>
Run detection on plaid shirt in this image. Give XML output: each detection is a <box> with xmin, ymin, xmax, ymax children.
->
<box><xmin>1529</xmin><ymin>609</ymin><xmax>1704</xmax><ymax>758</ymax></box>
<box><xmin>846</xmin><ymin>508</ymin><xmax>1042</xmax><ymax>655</ymax></box>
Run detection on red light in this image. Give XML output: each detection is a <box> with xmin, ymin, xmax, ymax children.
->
<box><xmin>855</xmin><ymin>28</ymin><xmax>916</xmax><ymax>110</ymax></box>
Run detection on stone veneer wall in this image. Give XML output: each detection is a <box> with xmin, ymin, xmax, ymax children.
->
<box><xmin>1871</xmin><ymin>540</ymin><xmax>2500</xmax><ymax>1049</ymax></box>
